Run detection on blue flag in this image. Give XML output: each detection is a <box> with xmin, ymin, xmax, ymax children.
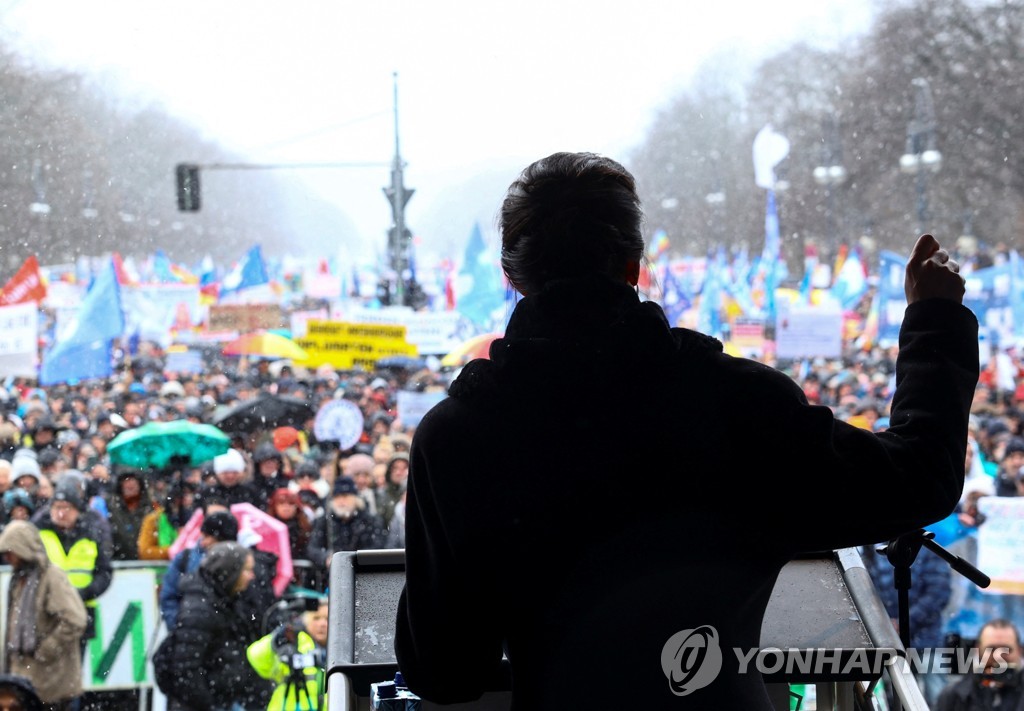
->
<box><xmin>40</xmin><ymin>260</ymin><xmax>124</xmax><ymax>385</ymax></box>
<box><xmin>221</xmin><ymin>246</ymin><xmax>269</xmax><ymax>297</ymax></box>
<box><xmin>877</xmin><ymin>251</ymin><xmax>908</xmax><ymax>344</ymax></box>
<box><xmin>457</xmin><ymin>222</ymin><xmax>505</xmax><ymax>329</ymax></box>
<box><xmin>661</xmin><ymin>268</ymin><xmax>691</xmax><ymax>327</ymax></box>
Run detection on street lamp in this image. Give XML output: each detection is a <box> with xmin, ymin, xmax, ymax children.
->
<box><xmin>813</xmin><ymin>116</ymin><xmax>847</xmax><ymax>260</ymax></box>
<box><xmin>899</xmin><ymin>77</ymin><xmax>942</xmax><ymax>234</ymax></box>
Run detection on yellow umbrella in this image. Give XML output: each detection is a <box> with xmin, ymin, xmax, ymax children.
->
<box><xmin>441</xmin><ymin>333</ymin><xmax>502</xmax><ymax>368</ymax></box>
<box><xmin>223</xmin><ymin>332</ymin><xmax>309</xmax><ymax>360</ymax></box>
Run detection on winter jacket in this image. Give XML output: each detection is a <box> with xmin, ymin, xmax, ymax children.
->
<box><xmin>158</xmin><ymin>544</ymin><xmax>204</xmax><ymax>629</ymax></box>
<box><xmin>936</xmin><ymin>670</ymin><xmax>1024</xmax><ymax>710</ymax></box>
<box><xmin>138</xmin><ymin>507</ymin><xmax>176</xmax><ymax>561</ymax></box>
<box><xmin>395</xmin><ymin>275</ymin><xmax>979</xmax><ymax>710</ymax></box>
<box><xmin>246</xmin><ymin>628</ymin><xmax>323</xmax><ymax>711</ymax></box>
<box><xmin>306</xmin><ymin>507</ymin><xmax>386</xmax><ymax>567</ymax></box>
<box><xmin>107</xmin><ymin>492</ymin><xmax>155</xmax><ymax>561</ymax></box>
<box><xmin>163</xmin><ymin>568</ymin><xmax>271</xmax><ymax>710</ymax></box>
<box><xmin>0</xmin><ymin>520</ymin><xmax>88</xmax><ymax>703</ymax></box>
<box><xmin>35</xmin><ymin>507</ymin><xmax>113</xmax><ymax>640</ymax></box>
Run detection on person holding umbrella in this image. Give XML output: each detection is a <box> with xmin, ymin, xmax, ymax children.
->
<box><xmin>195</xmin><ymin>449</ymin><xmax>261</xmax><ymax>510</ymax></box>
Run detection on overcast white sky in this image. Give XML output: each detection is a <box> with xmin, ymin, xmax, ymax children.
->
<box><xmin>1</xmin><ymin>0</ymin><xmax>876</xmax><ymax>262</ymax></box>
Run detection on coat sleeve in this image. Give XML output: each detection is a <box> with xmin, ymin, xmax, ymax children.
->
<box><xmin>246</xmin><ymin>632</ymin><xmax>288</xmax><ymax>683</ymax></box>
<box><xmin>33</xmin><ymin>567</ymin><xmax>88</xmax><ymax>664</ymax></box>
<box><xmin>137</xmin><ymin>511</ymin><xmax>169</xmax><ymax>561</ymax></box>
<box><xmin>306</xmin><ymin>518</ymin><xmax>329</xmax><ymax>567</ymax></box>
<box><xmin>395</xmin><ymin>413</ymin><xmax>504</xmax><ymax>704</ymax></box>
<box><xmin>81</xmin><ymin>520</ymin><xmax>114</xmax><ymax>602</ymax></box>
<box><xmin>737</xmin><ymin>299</ymin><xmax>979</xmax><ymax>552</ymax></box>
<box><xmin>158</xmin><ymin>551</ymin><xmax>185</xmax><ymax>627</ymax></box>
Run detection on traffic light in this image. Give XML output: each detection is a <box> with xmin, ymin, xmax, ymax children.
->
<box><xmin>175</xmin><ymin>164</ymin><xmax>201</xmax><ymax>211</ymax></box>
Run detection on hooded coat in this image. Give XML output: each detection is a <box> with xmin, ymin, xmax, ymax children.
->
<box><xmin>164</xmin><ymin>542</ymin><xmax>271</xmax><ymax>710</ymax></box>
<box><xmin>395</xmin><ymin>276</ymin><xmax>979</xmax><ymax>710</ymax></box>
<box><xmin>107</xmin><ymin>472</ymin><xmax>155</xmax><ymax>560</ymax></box>
<box><xmin>0</xmin><ymin>520</ymin><xmax>88</xmax><ymax>703</ymax></box>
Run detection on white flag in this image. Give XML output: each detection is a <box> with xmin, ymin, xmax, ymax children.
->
<box><xmin>752</xmin><ymin>124</ymin><xmax>790</xmax><ymax>189</ymax></box>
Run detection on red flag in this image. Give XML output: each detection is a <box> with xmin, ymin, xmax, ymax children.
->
<box><xmin>0</xmin><ymin>255</ymin><xmax>46</xmax><ymax>306</ymax></box>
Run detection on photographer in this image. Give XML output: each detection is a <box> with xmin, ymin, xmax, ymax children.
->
<box><xmin>247</xmin><ymin>597</ymin><xmax>328</xmax><ymax>711</ymax></box>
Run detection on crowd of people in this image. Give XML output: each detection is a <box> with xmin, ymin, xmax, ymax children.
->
<box><xmin>0</xmin><ymin>353</ymin><xmax>443</xmax><ymax>710</ymax></box>
<box><xmin>0</xmin><ymin>321</ymin><xmax>1019</xmax><ymax>707</ymax></box>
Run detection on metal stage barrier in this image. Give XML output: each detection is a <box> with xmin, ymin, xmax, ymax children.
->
<box><xmin>325</xmin><ymin>548</ymin><xmax>927</xmax><ymax>710</ymax></box>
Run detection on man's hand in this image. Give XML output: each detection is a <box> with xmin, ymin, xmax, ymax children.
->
<box><xmin>904</xmin><ymin>233</ymin><xmax>966</xmax><ymax>305</ymax></box>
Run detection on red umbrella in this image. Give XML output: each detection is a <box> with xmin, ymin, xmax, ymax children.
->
<box><xmin>167</xmin><ymin>503</ymin><xmax>294</xmax><ymax>597</ymax></box>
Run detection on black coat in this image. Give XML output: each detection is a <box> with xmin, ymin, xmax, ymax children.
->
<box><xmin>395</xmin><ymin>276</ymin><xmax>979</xmax><ymax>710</ymax></box>
<box><xmin>306</xmin><ymin>507</ymin><xmax>386</xmax><ymax>567</ymax></box>
<box><xmin>166</xmin><ymin>570</ymin><xmax>271</xmax><ymax>710</ymax></box>
<box><xmin>936</xmin><ymin>672</ymin><xmax>1024</xmax><ymax>710</ymax></box>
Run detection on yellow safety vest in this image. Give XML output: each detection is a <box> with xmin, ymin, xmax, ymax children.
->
<box><xmin>39</xmin><ymin>529</ymin><xmax>98</xmax><ymax>606</ymax></box>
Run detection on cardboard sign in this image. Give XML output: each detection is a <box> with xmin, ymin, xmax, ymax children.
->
<box><xmin>208</xmin><ymin>304</ymin><xmax>284</xmax><ymax>332</ymax></box>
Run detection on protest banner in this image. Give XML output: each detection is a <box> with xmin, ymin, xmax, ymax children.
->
<box><xmin>347</xmin><ymin>306</ymin><xmax>461</xmax><ymax>355</ymax></box>
<box><xmin>978</xmin><ymin>496</ymin><xmax>1024</xmax><ymax>594</ymax></box>
<box><xmin>774</xmin><ymin>304</ymin><xmax>842</xmax><ymax>359</ymax></box>
<box><xmin>295</xmin><ymin>320</ymin><xmax>417</xmax><ymax>370</ymax></box>
<box><xmin>208</xmin><ymin>304</ymin><xmax>285</xmax><ymax>333</ymax></box>
<box><xmin>0</xmin><ymin>303</ymin><xmax>38</xmax><ymax>377</ymax></box>
<box><xmin>397</xmin><ymin>390</ymin><xmax>447</xmax><ymax>428</ymax></box>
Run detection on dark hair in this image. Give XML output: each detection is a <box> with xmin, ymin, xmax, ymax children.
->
<box><xmin>500</xmin><ymin>152</ymin><xmax>644</xmax><ymax>296</ymax></box>
<box><xmin>979</xmin><ymin>618</ymin><xmax>1021</xmax><ymax>648</ymax></box>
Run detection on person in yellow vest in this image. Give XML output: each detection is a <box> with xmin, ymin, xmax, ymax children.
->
<box><xmin>35</xmin><ymin>478</ymin><xmax>113</xmax><ymax>651</ymax></box>
<box><xmin>246</xmin><ymin>597</ymin><xmax>328</xmax><ymax>711</ymax></box>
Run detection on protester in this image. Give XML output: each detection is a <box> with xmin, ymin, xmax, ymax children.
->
<box><xmin>307</xmin><ymin>476</ymin><xmax>386</xmax><ymax>575</ymax></box>
<box><xmin>0</xmin><ymin>521</ymin><xmax>88</xmax><ymax>710</ymax></box>
<box><xmin>395</xmin><ymin>152</ymin><xmax>977</xmax><ymax>709</ymax></box>
<box><xmin>138</xmin><ymin>480</ymin><xmax>195</xmax><ymax>561</ymax></box>
<box><xmin>158</xmin><ymin>541</ymin><xmax>270</xmax><ymax>711</ymax></box>
<box><xmin>34</xmin><ymin>479</ymin><xmax>113</xmax><ymax>654</ymax></box>
<box><xmin>195</xmin><ymin>448</ymin><xmax>262</xmax><ymax>509</ymax></box>
<box><xmin>106</xmin><ymin>470</ymin><xmax>154</xmax><ymax>560</ymax></box>
<box><xmin>158</xmin><ymin>509</ymin><xmax>237</xmax><ymax>629</ymax></box>
<box><xmin>376</xmin><ymin>452</ymin><xmax>408</xmax><ymax>528</ymax></box>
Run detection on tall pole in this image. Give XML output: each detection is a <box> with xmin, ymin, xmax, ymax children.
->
<box><xmin>384</xmin><ymin>71</ymin><xmax>414</xmax><ymax>305</ymax></box>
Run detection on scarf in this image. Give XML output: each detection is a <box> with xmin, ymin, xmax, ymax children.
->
<box><xmin>6</xmin><ymin>565</ymin><xmax>41</xmax><ymax>658</ymax></box>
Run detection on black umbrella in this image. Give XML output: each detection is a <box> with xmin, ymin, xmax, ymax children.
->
<box><xmin>211</xmin><ymin>392</ymin><xmax>316</xmax><ymax>433</ymax></box>
<box><xmin>375</xmin><ymin>355</ymin><xmax>427</xmax><ymax>370</ymax></box>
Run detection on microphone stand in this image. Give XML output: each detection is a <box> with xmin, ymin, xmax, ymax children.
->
<box><xmin>876</xmin><ymin>529</ymin><xmax>991</xmax><ymax>711</ymax></box>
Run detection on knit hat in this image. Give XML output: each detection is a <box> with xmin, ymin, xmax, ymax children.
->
<box><xmin>344</xmin><ymin>453</ymin><xmax>376</xmax><ymax>476</ymax></box>
<box><xmin>213</xmin><ymin>448</ymin><xmax>246</xmax><ymax>475</ymax></box>
<box><xmin>52</xmin><ymin>480</ymin><xmax>84</xmax><ymax>511</ymax></box>
<box><xmin>332</xmin><ymin>476</ymin><xmax>358</xmax><ymax>497</ymax></box>
<box><xmin>1005</xmin><ymin>437</ymin><xmax>1024</xmax><ymax>457</ymax></box>
<box><xmin>294</xmin><ymin>460</ymin><xmax>320</xmax><ymax>480</ymax></box>
<box><xmin>253</xmin><ymin>442</ymin><xmax>283</xmax><ymax>464</ymax></box>
<box><xmin>201</xmin><ymin>511</ymin><xmax>239</xmax><ymax>542</ymax></box>
<box><xmin>201</xmin><ymin>541</ymin><xmax>250</xmax><ymax>594</ymax></box>
<box><xmin>11</xmin><ymin>451</ymin><xmax>41</xmax><ymax>483</ymax></box>
<box><xmin>2</xmin><ymin>488</ymin><xmax>34</xmax><ymax>516</ymax></box>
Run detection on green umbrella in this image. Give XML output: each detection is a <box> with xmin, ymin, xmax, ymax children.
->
<box><xmin>107</xmin><ymin>420</ymin><xmax>232</xmax><ymax>470</ymax></box>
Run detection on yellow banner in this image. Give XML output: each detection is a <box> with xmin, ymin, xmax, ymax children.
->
<box><xmin>295</xmin><ymin>320</ymin><xmax>417</xmax><ymax>369</ymax></box>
